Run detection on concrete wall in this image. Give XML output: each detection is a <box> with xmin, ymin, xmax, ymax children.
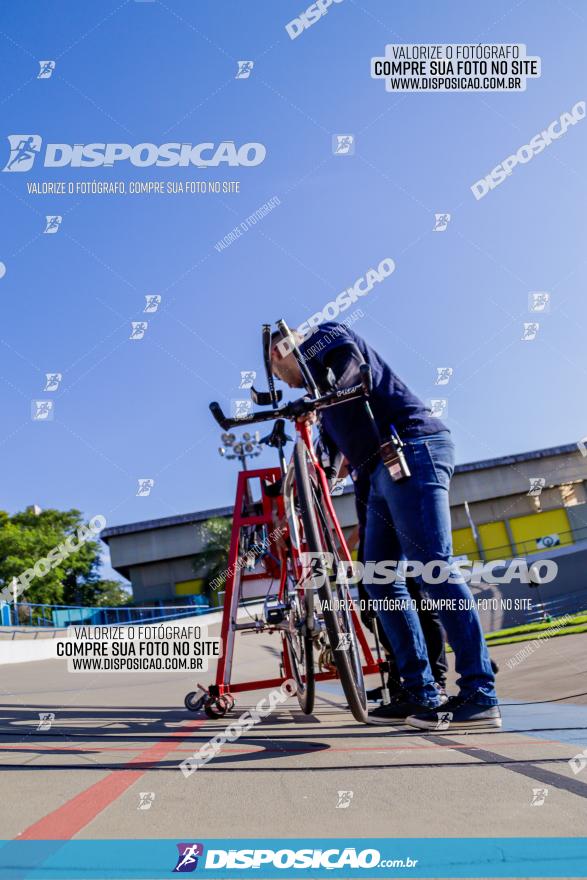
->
<box><xmin>450</xmin><ymin>451</ymin><xmax>587</xmax><ymax>506</ymax></box>
<box><xmin>448</xmin><ymin>488</ymin><xmax>586</xmax><ymax>530</ymax></box>
<box><xmin>129</xmin><ymin>557</ymin><xmax>202</xmax><ymax>602</ymax></box>
<box><xmin>107</xmin><ymin>521</ymin><xmax>211</xmax><ymax>572</ymax></box>
<box><xmin>104</xmin><ymin>448</ymin><xmax>587</xmax><ymax>615</ymax></box>
<box><xmin>568</xmin><ymin>503</ymin><xmax>587</xmax><ymax>540</ymax></box>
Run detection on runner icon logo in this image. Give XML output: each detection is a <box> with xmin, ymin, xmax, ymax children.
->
<box><xmin>44</xmin><ymin>373</ymin><xmax>62</xmax><ymax>391</ymax></box>
<box><xmin>144</xmin><ymin>295</ymin><xmax>161</xmax><ymax>313</ymax></box>
<box><xmin>336</xmin><ymin>633</ymin><xmax>352</xmax><ymax>652</ymax></box>
<box><xmin>38</xmin><ymin>61</ymin><xmax>56</xmax><ymax>79</ymax></box>
<box><xmin>236</xmin><ymin>61</ymin><xmax>254</xmax><ymax>79</ymax></box>
<box><xmin>336</xmin><ymin>790</ymin><xmax>354</xmax><ymax>808</ymax></box>
<box><xmin>37</xmin><ymin>712</ymin><xmax>55</xmax><ymax>731</ymax></box>
<box><xmin>530</xmin><ymin>788</ymin><xmax>548</xmax><ymax>806</ymax></box>
<box><xmin>173</xmin><ymin>843</ymin><xmax>204</xmax><ymax>872</ymax></box>
<box><xmin>137</xmin><ymin>792</ymin><xmax>156</xmax><ymax>810</ymax></box>
<box><xmin>3</xmin><ymin>135</ymin><xmax>42</xmax><ymax>172</ymax></box>
<box><xmin>434</xmin><ymin>712</ymin><xmax>452</xmax><ymax>731</ymax></box>
<box><xmin>433</xmin><ymin>213</ymin><xmax>451</xmax><ymax>232</ymax></box>
<box><xmin>44</xmin><ymin>215</ymin><xmax>62</xmax><ymax>234</ymax></box>
<box><xmin>332</xmin><ymin>134</ymin><xmax>354</xmax><ymax>155</ymax></box>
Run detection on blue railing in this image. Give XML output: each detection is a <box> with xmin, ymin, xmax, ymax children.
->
<box><xmin>0</xmin><ymin>594</ymin><xmax>215</xmax><ymax>629</ymax></box>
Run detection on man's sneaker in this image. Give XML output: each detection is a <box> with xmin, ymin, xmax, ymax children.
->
<box><xmin>369</xmin><ymin>690</ymin><xmax>441</xmax><ymax>723</ymax></box>
<box><xmin>406</xmin><ymin>695</ymin><xmax>502</xmax><ymax>731</ymax></box>
<box><xmin>368</xmin><ymin>684</ymin><xmax>404</xmax><ymax>703</ymax></box>
<box><xmin>435</xmin><ymin>683</ymin><xmax>448</xmax><ymax>704</ymax></box>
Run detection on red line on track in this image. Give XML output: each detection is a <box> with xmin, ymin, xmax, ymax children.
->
<box><xmin>15</xmin><ymin>719</ymin><xmax>204</xmax><ymax>841</ymax></box>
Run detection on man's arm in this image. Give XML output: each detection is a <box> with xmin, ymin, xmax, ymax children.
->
<box><xmin>322</xmin><ymin>342</ymin><xmax>365</xmax><ymax>390</ymax></box>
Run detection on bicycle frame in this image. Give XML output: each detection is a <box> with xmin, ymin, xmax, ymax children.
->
<box><xmin>209</xmin><ymin>418</ymin><xmax>378</xmax><ymax>703</ymax></box>
<box><xmin>191</xmin><ymin>320</ymin><xmax>381</xmax><ymax>715</ymax></box>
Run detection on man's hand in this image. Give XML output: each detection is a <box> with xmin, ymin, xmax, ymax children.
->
<box><xmin>296</xmin><ymin>410</ymin><xmax>317</xmax><ymax>426</ymax></box>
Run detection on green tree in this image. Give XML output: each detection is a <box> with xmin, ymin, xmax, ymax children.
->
<box><xmin>0</xmin><ymin>507</ymin><xmax>127</xmax><ymax>609</ymax></box>
<box><xmin>195</xmin><ymin>517</ymin><xmax>232</xmax><ymax>603</ymax></box>
<box><xmin>90</xmin><ymin>579</ymin><xmax>132</xmax><ymax>607</ymax></box>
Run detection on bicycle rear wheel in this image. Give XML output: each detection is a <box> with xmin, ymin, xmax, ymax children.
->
<box><xmin>293</xmin><ymin>439</ymin><xmax>368</xmax><ymax>723</ymax></box>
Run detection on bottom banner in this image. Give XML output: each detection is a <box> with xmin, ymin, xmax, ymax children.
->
<box><xmin>0</xmin><ymin>838</ymin><xmax>586</xmax><ymax>879</ymax></box>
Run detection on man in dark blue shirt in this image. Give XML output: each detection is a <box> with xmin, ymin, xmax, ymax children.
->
<box><xmin>271</xmin><ymin>321</ymin><xmax>500</xmax><ymax>730</ymax></box>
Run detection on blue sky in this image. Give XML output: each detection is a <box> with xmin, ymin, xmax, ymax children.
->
<box><xmin>0</xmin><ymin>1</ymin><xmax>585</xmax><ymax>581</ymax></box>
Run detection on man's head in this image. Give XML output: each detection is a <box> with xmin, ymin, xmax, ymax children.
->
<box><xmin>270</xmin><ymin>328</ymin><xmax>305</xmax><ymax>388</ymax></box>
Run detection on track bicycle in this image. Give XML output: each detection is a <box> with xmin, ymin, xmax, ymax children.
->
<box><xmin>206</xmin><ymin>321</ymin><xmax>377</xmax><ymax>723</ymax></box>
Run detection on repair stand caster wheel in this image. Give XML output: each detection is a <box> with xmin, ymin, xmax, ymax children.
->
<box><xmin>184</xmin><ymin>691</ymin><xmax>206</xmax><ymax>712</ymax></box>
<box><xmin>204</xmin><ymin>695</ymin><xmax>231</xmax><ymax>719</ymax></box>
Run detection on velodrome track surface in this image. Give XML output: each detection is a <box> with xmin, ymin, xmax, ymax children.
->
<box><xmin>0</xmin><ymin>622</ymin><xmax>586</xmax><ymax>841</ymax></box>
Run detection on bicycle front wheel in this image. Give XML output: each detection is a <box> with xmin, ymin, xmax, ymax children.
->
<box><xmin>282</xmin><ymin>586</ymin><xmax>315</xmax><ymax>714</ymax></box>
<box><xmin>293</xmin><ymin>439</ymin><xmax>368</xmax><ymax>723</ymax></box>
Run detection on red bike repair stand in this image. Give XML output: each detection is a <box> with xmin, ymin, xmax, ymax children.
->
<box><xmin>188</xmin><ymin>465</ymin><xmax>381</xmax><ymax>718</ymax></box>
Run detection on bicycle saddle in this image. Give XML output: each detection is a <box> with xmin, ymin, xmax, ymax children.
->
<box><xmin>259</xmin><ymin>419</ymin><xmax>292</xmax><ymax>449</ymax></box>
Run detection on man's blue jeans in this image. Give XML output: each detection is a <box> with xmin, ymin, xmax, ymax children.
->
<box><xmin>363</xmin><ymin>431</ymin><xmax>497</xmax><ymax>706</ymax></box>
